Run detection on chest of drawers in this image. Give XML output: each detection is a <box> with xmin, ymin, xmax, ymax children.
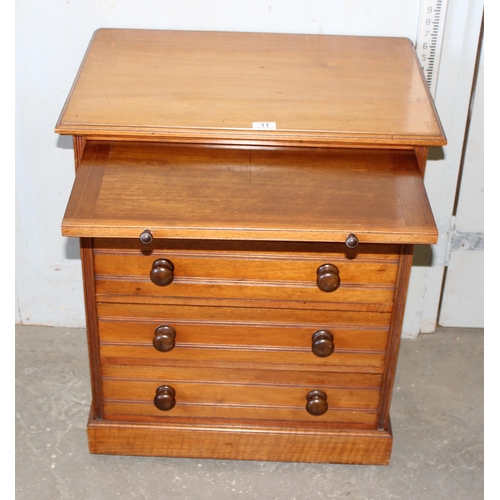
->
<box><xmin>57</xmin><ymin>29</ymin><xmax>446</xmax><ymax>465</ymax></box>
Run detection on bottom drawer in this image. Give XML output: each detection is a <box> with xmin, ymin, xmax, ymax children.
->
<box><xmin>101</xmin><ymin>364</ymin><xmax>381</xmax><ymax>427</ymax></box>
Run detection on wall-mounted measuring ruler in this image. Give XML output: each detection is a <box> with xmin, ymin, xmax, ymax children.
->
<box><xmin>415</xmin><ymin>0</ymin><xmax>449</xmax><ymax>98</ymax></box>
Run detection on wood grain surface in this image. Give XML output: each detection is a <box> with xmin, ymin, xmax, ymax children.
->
<box><xmin>62</xmin><ymin>141</ymin><xmax>438</xmax><ymax>243</ymax></box>
<box><xmin>87</xmin><ymin>417</ymin><xmax>393</xmax><ymax>464</ymax></box>
<box><xmin>98</xmin><ymin>320</ymin><xmax>389</xmax><ymax>352</ymax></box>
<box><xmin>96</xmin><ymin>302</ymin><xmax>393</xmax><ymax>329</ymax></box>
<box><xmin>56</xmin><ymin>29</ymin><xmax>446</xmax><ymax>147</ymax></box>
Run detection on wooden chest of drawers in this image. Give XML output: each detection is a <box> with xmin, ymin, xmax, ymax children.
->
<box><xmin>57</xmin><ymin>29</ymin><xmax>446</xmax><ymax>465</ymax></box>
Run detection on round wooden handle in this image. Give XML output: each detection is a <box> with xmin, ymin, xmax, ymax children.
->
<box><xmin>140</xmin><ymin>229</ymin><xmax>153</xmax><ymax>244</ymax></box>
<box><xmin>306</xmin><ymin>390</ymin><xmax>328</xmax><ymax>416</ymax></box>
<box><xmin>345</xmin><ymin>233</ymin><xmax>359</xmax><ymax>248</ymax></box>
<box><xmin>316</xmin><ymin>264</ymin><xmax>340</xmax><ymax>292</ymax></box>
<box><xmin>154</xmin><ymin>385</ymin><xmax>176</xmax><ymax>411</ymax></box>
<box><xmin>311</xmin><ymin>330</ymin><xmax>334</xmax><ymax>357</ymax></box>
<box><xmin>150</xmin><ymin>258</ymin><xmax>174</xmax><ymax>287</ymax></box>
<box><xmin>153</xmin><ymin>325</ymin><xmax>177</xmax><ymax>352</ymax></box>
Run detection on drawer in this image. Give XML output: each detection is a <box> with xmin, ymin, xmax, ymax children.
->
<box><xmin>101</xmin><ymin>364</ymin><xmax>381</xmax><ymax>426</ymax></box>
<box><xmin>97</xmin><ymin>302</ymin><xmax>389</xmax><ymax>371</ymax></box>
<box><xmin>99</xmin><ymin>319</ymin><xmax>389</xmax><ymax>351</ymax></box>
<box><xmin>94</xmin><ymin>239</ymin><xmax>400</xmax><ymax>310</ymax></box>
<box><xmin>63</xmin><ymin>143</ymin><xmax>439</xmax><ymax>246</ymax></box>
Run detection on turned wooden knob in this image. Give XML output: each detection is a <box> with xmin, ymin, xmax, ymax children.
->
<box><xmin>150</xmin><ymin>258</ymin><xmax>174</xmax><ymax>287</ymax></box>
<box><xmin>345</xmin><ymin>233</ymin><xmax>359</xmax><ymax>248</ymax></box>
<box><xmin>153</xmin><ymin>325</ymin><xmax>176</xmax><ymax>352</ymax></box>
<box><xmin>154</xmin><ymin>385</ymin><xmax>176</xmax><ymax>411</ymax></box>
<box><xmin>306</xmin><ymin>390</ymin><xmax>328</xmax><ymax>416</ymax></box>
<box><xmin>139</xmin><ymin>229</ymin><xmax>153</xmax><ymax>244</ymax></box>
<box><xmin>311</xmin><ymin>330</ymin><xmax>334</xmax><ymax>357</ymax></box>
<box><xmin>316</xmin><ymin>264</ymin><xmax>340</xmax><ymax>292</ymax></box>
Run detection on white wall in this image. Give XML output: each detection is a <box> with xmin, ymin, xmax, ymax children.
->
<box><xmin>16</xmin><ymin>0</ymin><xmax>480</xmax><ymax>330</ymax></box>
<box><xmin>439</xmin><ymin>33</ymin><xmax>484</xmax><ymax>328</ymax></box>
<box><xmin>401</xmin><ymin>0</ymin><xmax>483</xmax><ymax>337</ymax></box>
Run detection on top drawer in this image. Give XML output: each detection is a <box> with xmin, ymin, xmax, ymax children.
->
<box><xmin>62</xmin><ymin>141</ymin><xmax>438</xmax><ymax>245</ymax></box>
<box><xmin>94</xmin><ymin>239</ymin><xmax>400</xmax><ymax>310</ymax></box>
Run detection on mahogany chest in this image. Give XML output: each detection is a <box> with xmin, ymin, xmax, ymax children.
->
<box><xmin>57</xmin><ymin>29</ymin><xmax>446</xmax><ymax>465</ymax></box>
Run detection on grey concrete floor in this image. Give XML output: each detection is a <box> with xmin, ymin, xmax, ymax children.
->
<box><xmin>15</xmin><ymin>325</ymin><xmax>483</xmax><ymax>500</ymax></box>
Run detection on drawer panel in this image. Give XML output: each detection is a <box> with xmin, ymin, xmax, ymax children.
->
<box><xmin>101</xmin><ymin>364</ymin><xmax>384</xmax><ymax>389</ymax></box>
<box><xmin>97</xmin><ymin>302</ymin><xmax>389</xmax><ymax>370</ymax></box>
<box><xmin>103</xmin><ymin>402</ymin><xmax>378</xmax><ymax>427</ymax></box>
<box><xmin>102</xmin><ymin>377</ymin><xmax>380</xmax><ymax>425</ymax></box>
<box><xmin>95</xmin><ymin>279</ymin><xmax>395</xmax><ymax>309</ymax></box>
<box><xmin>97</xmin><ymin>302</ymin><xmax>392</xmax><ymax>328</ymax></box>
<box><xmin>99</xmin><ymin>320</ymin><xmax>389</xmax><ymax>352</ymax></box>
<box><xmin>93</xmin><ymin>239</ymin><xmax>399</xmax><ymax>308</ymax></box>
<box><xmin>93</xmin><ymin>241</ymin><xmax>400</xmax><ymax>284</ymax></box>
<box><xmin>102</xmin><ymin>380</ymin><xmax>380</xmax><ymax>409</ymax></box>
<box><xmin>100</xmin><ymin>345</ymin><xmax>385</xmax><ymax>371</ymax></box>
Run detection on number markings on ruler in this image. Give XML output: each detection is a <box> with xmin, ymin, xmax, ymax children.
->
<box><xmin>416</xmin><ymin>0</ymin><xmax>448</xmax><ymax>98</ymax></box>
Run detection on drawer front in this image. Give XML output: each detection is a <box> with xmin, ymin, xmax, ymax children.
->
<box><xmin>92</xmin><ymin>240</ymin><xmax>397</xmax><ymax>431</ymax></box>
<box><xmin>99</xmin><ymin>320</ymin><xmax>389</xmax><ymax>351</ymax></box>
<box><xmin>93</xmin><ymin>239</ymin><xmax>400</xmax><ymax>309</ymax></box>
<box><xmin>101</xmin><ymin>365</ymin><xmax>381</xmax><ymax>426</ymax></box>
<box><xmin>98</xmin><ymin>302</ymin><xmax>389</xmax><ymax>371</ymax></box>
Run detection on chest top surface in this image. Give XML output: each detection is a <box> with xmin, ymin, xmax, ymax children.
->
<box><xmin>55</xmin><ymin>28</ymin><xmax>446</xmax><ymax>147</ymax></box>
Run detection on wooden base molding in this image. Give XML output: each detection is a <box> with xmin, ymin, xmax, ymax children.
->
<box><xmin>87</xmin><ymin>415</ymin><xmax>393</xmax><ymax>465</ymax></box>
